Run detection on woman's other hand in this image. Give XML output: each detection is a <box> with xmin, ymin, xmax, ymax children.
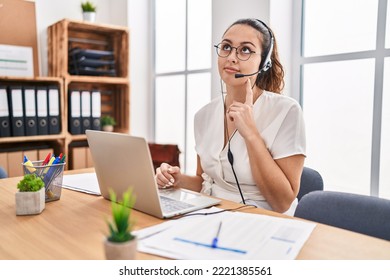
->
<box><xmin>155</xmin><ymin>162</ymin><xmax>181</xmax><ymax>188</ymax></box>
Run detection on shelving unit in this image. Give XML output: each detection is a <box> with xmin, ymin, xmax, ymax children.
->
<box><xmin>47</xmin><ymin>19</ymin><xmax>130</xmax><ymax>170</ymax></box>
<box><xmin>0</xmin><ymin>76</ymin><xmax>65</xmax><ymax>176</ymax></box>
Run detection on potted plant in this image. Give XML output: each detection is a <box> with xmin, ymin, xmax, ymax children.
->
<box><xmin>104</xmin><ymin>188</ymin><xmax>137</xmax><ymax>260</ymax></box>
<box><xmin>15</xmin><ymin>174</ymin><xmax>45</xmax><ymax>215</ymax></box>
<box><xmin>81</xmin><ymin>1</ymin><xmax>97</xmax><ymax>22</ymax></box>
<box><xmin>100</xmin><ymin>115</ymin><xmax>116</xmax><ymax>132</ymax></box>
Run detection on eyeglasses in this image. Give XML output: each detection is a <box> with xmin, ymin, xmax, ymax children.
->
<box><xmin>214</xmin><ymin>42</ymin><xmax>260</xmax><ymax>61</ymax></box>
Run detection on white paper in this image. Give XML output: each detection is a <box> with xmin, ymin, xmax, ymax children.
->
<box><xmin>62</xmin><ymin>173</ymin><xmax>101</xmax><ymax>195</ymax></box>
<box><xmin>136</xmin><ymin>208</ymin><xmax>316</xmax><ymax>260</ymax></box>
<box><xmin>0</xmin><ymin>44</ymin><xmax>33</xmax><ymax>77</ymax></box>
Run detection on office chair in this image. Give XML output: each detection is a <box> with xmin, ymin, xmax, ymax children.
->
<box><xmin>297</xmin><ymin>167</ymin><xmax>324</xmax><ymax>201</ymax></box>
<box><xmin>0</xmin><ymin>167</ymin><xmax>7</xmax><ymax>179</ymax></box>
<box><xmin>294</xmin><ymin>190</ymin><xmax>390</xmax><ymax>241</ymax></box>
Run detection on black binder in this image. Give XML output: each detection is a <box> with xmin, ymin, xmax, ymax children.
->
<box><xmin>91</xmin><ymin>90</ymin><xmax>101</xmax><ymax>130</ymax></box>
<box><xmin>0</xmin><ymin>86</ymin><xmax>11</xmax><ymax>137</ymax></box>
<box><xmin>48</xmin><ymin>86</ymin><xmax>61</xmax><ymax>134</ymax></box>
<box><xmin>68</xmin><ymin>90</ymin><xmax>81</xmax><ymax>135</ymax></box>
<box><xmin>8</xmin><ymin>86</ymin><xmax>25</xmax><ymax>137</ymax></box>
<box><xmin>23</xmin><ymin>86</ymin><xmax>38</xmax><ymax>136</ymax></box>
<box><xmin>36</xmin><ymin>86</ymin><xmax>49</xmax><ymax>135</ymax></box>
<box><xmin>81</xmin><ymin>90</ymin><xmax>91</xmax><ymax>134</ymax></box>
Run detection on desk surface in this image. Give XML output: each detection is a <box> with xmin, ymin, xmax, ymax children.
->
<box><xmin>1</xmin><ymin>169</ymin><xmax>390</xmax><ymax>260</ymax></box>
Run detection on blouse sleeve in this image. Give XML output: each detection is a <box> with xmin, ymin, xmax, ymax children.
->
<box><xmin>270</xmin><ymin>102</ymin><xmax>306</xmax><ymax>159</ymax></box>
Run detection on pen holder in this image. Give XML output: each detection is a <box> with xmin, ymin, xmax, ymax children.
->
<box><xmin>22</xmin><ymin>160</ymin><xmax>66</xmax><ymax>202</ymax></box>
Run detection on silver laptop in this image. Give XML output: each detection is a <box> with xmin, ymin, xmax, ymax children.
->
<box><xmin>86</xmin><ymin>130</ymin><xmax>220</xmax><ymax>219</ymax></box>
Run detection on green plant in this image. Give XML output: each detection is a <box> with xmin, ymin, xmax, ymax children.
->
<box><xmin>107</xmin><ymin>188</ymin><xmax>136</xmax><ymax>243</ymax></box>
<box><xmin>17</xmin><ymin>174</ymin><xmax>44</xmax><ymax>192</ymax></box>
<box><xmin>81</xmin><ymin>1</ymin><xmax>97</xmax><ymax>12</ymax></box>
<box><xmin>101</xmin><ymin>115</ymin><xmax>116</xmax><ymax>126</ymax></box>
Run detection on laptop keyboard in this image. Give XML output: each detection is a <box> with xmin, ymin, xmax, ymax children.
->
<box><xmin>160</xmin><ymin>196</ymin><xmax>194</xmax><ymax>213</ymax></box>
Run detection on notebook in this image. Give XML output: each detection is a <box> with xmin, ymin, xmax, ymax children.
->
<box><xmin>86</xmin><ymin>130</ymin><xmax>221</xmax><ymax>218</ymax></box>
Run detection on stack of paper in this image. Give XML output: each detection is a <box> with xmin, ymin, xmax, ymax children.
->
<box><xmin>135</xmin><ymin>207</ymin><xmax>316</xmax><ymax>260</ymax></box>
<box><xmin>62</xmin><ymin>173</ymin><xmax>101</xmax><ymax>195</ymax></box>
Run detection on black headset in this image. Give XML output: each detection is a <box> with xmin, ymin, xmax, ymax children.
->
<box><xmin>257</xmin><ymin>19</ymin><xmax>274</xmax><ymax>74</ymax></box>
<box><xmin>234</xmin><ymin>19</ymin><xmax>274</xmax><ymax>79</ymax></box>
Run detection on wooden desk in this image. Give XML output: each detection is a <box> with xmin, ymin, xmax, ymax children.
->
<box><xmin>1</xmin><ymin>170</ymin><xmax>390</xmax><ymax>260</ymax></box>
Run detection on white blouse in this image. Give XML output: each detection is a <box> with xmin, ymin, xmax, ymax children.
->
<box><xmin>194</xmin><ymin>91</ymin><xmax>306</xmax><ymax>215</ymax></box>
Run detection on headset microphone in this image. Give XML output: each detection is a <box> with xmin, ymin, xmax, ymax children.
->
<box><xmin>235</xmin><ymin>69</ymin><xmax>262</xmax><ymax>79</ymax></box>
<box><xmin>234</xmin><ymin>55</ymin><xmax>272</xmax><ymax>79</ymax></box>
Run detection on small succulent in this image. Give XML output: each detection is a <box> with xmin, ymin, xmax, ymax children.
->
<box><xmin>101</xmin><ymin>115</ymin><xmax>116</xmax><ymax>126</ymax></box>
<box><xmin>17</xmin><ymin>174</ymin><xmax>44</xmax><ymax>192</ymax></box>
<box><xmin>81</xmin><ymin>1</ymin><xmax>97</xmax><ymax>12</ymax></box>
<box><xmin>107</xmin><ymin>188</ymin><xmax>136</xmax><ymax>243</ymax></box>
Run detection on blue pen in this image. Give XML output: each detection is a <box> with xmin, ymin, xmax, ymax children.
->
<box><xmin>43</xmin><ymin>155</ymin><xmax>61</xmax><ymax>187</ymax></box>
<box><xmin>211</xmin><ymin>221</ymin><xmax>223</xmax><ymax>248</ymax></box>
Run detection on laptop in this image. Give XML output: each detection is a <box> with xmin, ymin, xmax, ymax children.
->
<box><xmin>86</xmin><ymin>130</ymin><xmax>221</xmax><ymax>218</ymax></box>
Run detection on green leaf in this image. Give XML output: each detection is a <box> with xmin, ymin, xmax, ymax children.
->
<box><xmin>106</xmin><ymin>188</ymin><xmax>136</xmax><ymax>243</ymax></box>
<box><xmin>17</xmin><ymin>174</ymin><xmax>44</xmax><ymax>192</ymax></box>
<box><xmin>81</xmin><ymin>1</ymin><xmax>96</xmax><ymax>12</ymax></box>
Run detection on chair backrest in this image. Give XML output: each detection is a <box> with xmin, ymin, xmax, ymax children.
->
<box><xmin>0</xmin><ymin>167</ymin><xmax>7</xmax><ymax>179</ymax></box>
<box><xmin>294</xmin><ymin>190</ymin><xmax>390</xmax><ymax>241</ymax></box>
<box><xmin>297</xmin><ymin>167</ymin><xmax>323</xmax><ymax>201</ymax></box>
<box><xmin>148</xmin><ymin>143</ymin><xmax>181</xmax><ymax>171</ymax></box>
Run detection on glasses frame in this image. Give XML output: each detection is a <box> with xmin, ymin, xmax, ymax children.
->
<box><xmin>214</xmin><ymin>43</ymin><xmax>260</xmax><ymax>61</ymax></box>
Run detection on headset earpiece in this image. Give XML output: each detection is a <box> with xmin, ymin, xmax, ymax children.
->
<box><xmin>256</xmin><ymin>19</ymin><xmax>274</xmax><ymax>73</ymax></box>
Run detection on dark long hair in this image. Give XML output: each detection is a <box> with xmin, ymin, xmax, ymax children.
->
<box><xmin>224</xmin><ymin>18</ymin><xmax>285</xmax><ymax>94</ymax></box>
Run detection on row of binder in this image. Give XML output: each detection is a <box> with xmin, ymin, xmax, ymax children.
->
<box><xmin>68</xmin><ymin>90</ymin><xmax>101</xmax><ymax>135</ymax></box>
<box><xmin>0</xmin><ymin>85</ymin><xmax>61</xmax><ymax>137</ymax></box>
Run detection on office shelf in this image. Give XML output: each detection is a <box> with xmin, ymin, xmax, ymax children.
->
<box><xmin>0</xmin><ymin>76</ymin><xmax>65</xmax><ymax>176</ymax></box>
<box><xmin>48</xmin><ymin>18</ymin><xmax>129</xmax><ymax>79</ymax></box>
<box><xmin>0</xmin><ymin>76</ymin><xmax>65</xmax><ymax>145</ymax></box>
<box><xmin>47</xmin><ymin>19</ymin><xmax>130</xmax><ymax>170</ymax></box>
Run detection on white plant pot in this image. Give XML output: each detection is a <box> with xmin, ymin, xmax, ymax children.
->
<box><xmin>83</xmin><ymin>12</ymin><xmax>96</xmax><ymax>23</ymax></box>
<box><xmin>104</xmin><ymin>238</ymin><xmax>137</xmax><ymax>260</ymax></box>
<box><xmin>15</xmin><ymin>188</ymin><xmax>45</xmax><ymax>215</ymax></box>
<box><xmin>102</xmin><ymin>125</ymin><xmax>114</xmax><ymax>132</ymax></box>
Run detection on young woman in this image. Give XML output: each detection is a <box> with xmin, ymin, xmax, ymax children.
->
<box><xmin>156</xmin><ymin>18</ymin><xmax>305</xmax><ymax>215</ymax></box>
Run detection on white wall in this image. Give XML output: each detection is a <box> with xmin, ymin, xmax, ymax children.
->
<box><xmin>127</xmin><ymin>0</ymin><xmax>153</xmax><ymax>140</ymax></box>
<box><xmin>270</xmin><ymin>0</ymin><xmax>293</xmax><ymax>97</ymax></box>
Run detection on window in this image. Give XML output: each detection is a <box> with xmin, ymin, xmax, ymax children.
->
<box><xmin>303</xmin><ymin>0</ymin><xmax>377</xmax><ymax>56</ymax></box>
<box><xmin>302</xmin><ymin>59</ymin><xmax>375</xmax><ymax>194</ymax></box>
<box><xmin>154</xmin><ymin>0</ymin><xmax>212</xmax><ymax>173</ymax></box>
<box><xmin>295</xmin><ymin>0</ymin><xmax>390</xmax><ymax>197</ymax></box>
<box><xmin>380</xmin><ymin>57</ymin><xmax>390</xmax><ymax>198</ymax></box>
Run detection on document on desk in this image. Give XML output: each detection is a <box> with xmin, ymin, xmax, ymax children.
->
<box><xmin>62</xmin><ymin>172</ymin><xmax>101</xmax><ymax>195</ymax></box>
<box><xmin>136</xmin><ymin>208</ymin><xmax>316</xmax><ymax>260</ymax></box>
